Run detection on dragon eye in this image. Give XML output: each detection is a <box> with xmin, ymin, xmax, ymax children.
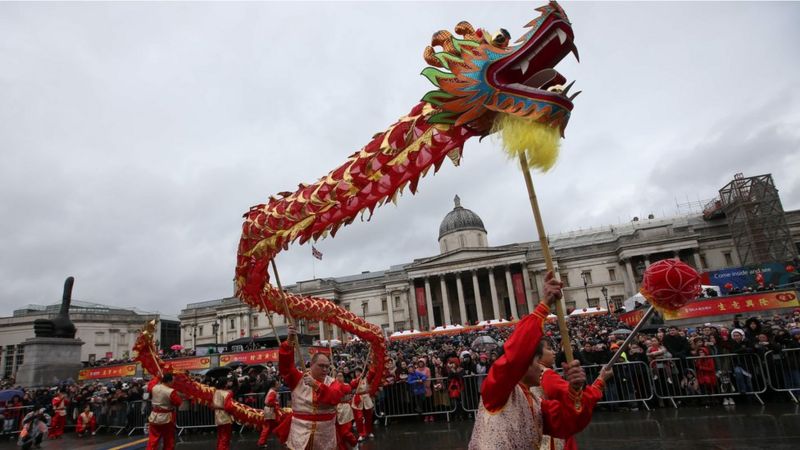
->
<box><xmin>491</xmin><ymin>28</ymin><xmax>511</xmax><ymax>48</ymax></box>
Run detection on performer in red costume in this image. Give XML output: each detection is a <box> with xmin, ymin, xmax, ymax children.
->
<box><xmin>469</xmin><ymin>271</ymin><xmax>611</xmax><ymax>449</ymax></box>
<box><xmin>275</xmin><ymin>325</ymin><xmax>348</xmax><ymax>450</ymax></box>
<box><xmin>335</xmin><ymin>372</ymin><xmax>359</xmax><ymax>450</ymax></box>
<box><xmin>350</xmin><ymin>368</ymin><xmax>375</xmax><ymax>442</ymax></box>
<box><xmin>535</xmin><ymin>337</ymin><xmax>606</xmax><ymax>450</ymax></box>
<box><xmin>146</xmin><ymin>374</ymin><xmax>183</xmax><ymax>450</ymax></box>
<box><xmin>48</xmin><ymin>389</ymin><xmax>68</xmax><ymax>439</ymax></box>
<box><xmin>75</xmin><ymin>405</ymin><xmax>97</xmax><ymax>437</ymax></box>
<box><xmin>257</xmin><ymin>378</ymin><xmax>281</xmax><ymax>447</ymax></box>
<box><xmin>212</xmin><ymin>378</ymin><xmax>234</xmax><ymax>450</ymax></box>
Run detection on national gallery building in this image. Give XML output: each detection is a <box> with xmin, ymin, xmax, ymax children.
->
<box><xmin>180</xmin><ymin>187</ymin><xmax>800</xmax><ymax>346</ymax></box>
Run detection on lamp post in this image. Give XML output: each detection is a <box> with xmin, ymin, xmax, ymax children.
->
<box><xmin>212</xmin><ymin>320</ymin><xmax>220</xmax><ymax>346</ymax></box>
<box><xmin>600</xmin><ymin>286</ymin><xmax>610</xmax><ymax>313</ymax></box>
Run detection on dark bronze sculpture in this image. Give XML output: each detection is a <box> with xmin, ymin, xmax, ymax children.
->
<box><xmin>33</xmin><ymin>277</ymin><xmax>77</xmax><ymax>339</ymax></box>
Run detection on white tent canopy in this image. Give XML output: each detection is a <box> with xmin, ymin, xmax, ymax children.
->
<box><xmin>569</xmin><ymin>306</ymin><xmax>608</xmax><ymax>316</ymax></box>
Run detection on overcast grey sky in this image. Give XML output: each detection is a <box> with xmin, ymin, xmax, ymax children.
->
<box><xmin>1</xmin><ymin>1</ymin><xmax>798</xmax><ymax>317</ymax></box>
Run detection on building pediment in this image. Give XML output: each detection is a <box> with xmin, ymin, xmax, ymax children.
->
<box><xmin>407</xmin><ymin>247</ymin><xmax>526</xmax><ymax>276</ymax></box>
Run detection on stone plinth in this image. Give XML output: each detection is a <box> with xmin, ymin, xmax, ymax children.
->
<box><xmin>15</xmin><ymin>337</ymin><xmax>84</xmax><ymax>387</ymax></box>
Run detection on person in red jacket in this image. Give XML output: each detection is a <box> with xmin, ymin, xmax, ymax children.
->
<box><xmin>212</xmin><ymin>377</ymin><xmax>234</xmax><ymax>450</ymax></box>
<box><xmin>350</xmin><ymin>368</ymin><xmax>375</xmax><ymax>441</ymax></box>
<box><xmin>146</xmin><ymin>374</ymin><xmax>183</xmax><ymax>450</ymax></box>
<box><xmin>257</xmin><ymin>378</ymin><xmax>281</xmax><ymax>447</ymax></box>
<box><xmin>75</xmin><ymin>405</ymin><xmax>97</xmax><ymax>437</ymax></box>
<box><xmin>48</xmin><ymin>390</ymin><xmax>68</xmax><ymax>439</ymax></box>
<box><xmin>274</xmin><ymin>325</ymin><xmax>347</xmax><ymax>450</ymax></box>
<box><xmin>469</xmin><ymin>271</ymin><xmax>611</xmax><ymax>450</ymax></box>
<box><xmin>335</xmin><ymin>372</ymin><xmax>358</xmax><ymax>450</ymax></box>
<box><xmin>536</xmin><ymin>336</ymin><xmax>612</xmax><ymax>450</ymax></box>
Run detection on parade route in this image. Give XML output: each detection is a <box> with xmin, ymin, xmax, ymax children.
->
<box><xmin>3</xmin><ymin>404</ymin><xmax>799</xmax><ymax>450</ymax></box>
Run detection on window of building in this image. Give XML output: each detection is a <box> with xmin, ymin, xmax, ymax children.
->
<box><xmin>361</xmin><ymin>302</ymin><xmax>369</xmax><ymax>314</ymax></box>
<box><xmin>394</xmin><ymin>296</ymin><xmax>401</xmax><ymax>309</ymax></box>
<box><xmin>252</xmin><ymin>315</ymin><xmax>259</xmax><ymax>328</ymax></box>
<box><xmin>581</xmin><ymin>271</ymin><xmax>593</xmax><ymax>285</ymax></box>
<box><xmin>95</xmin><ymin>331</ymin><xmax>108</xmax><ymax>345</ymax></box>
<box><xmin>230</xmin><ymin>318</ymin><xmax>235</xmax><ymax>329</ymax></box>
<box><xmin>560</xmin><ymin>272</ymin><xmax>570</xmax><ymax>287</ymax></box>
<box><xmin>198</xmin><ymin>325</ymin><xmax>204</xmax><ymax>336</ymax></box>
<box><xmin>699</xmin><ymin>254</ymin><xmax>708</xmax><ymax>269</ymax></box>
<box><xmin>608</xmin><ymin>268</ymin><xmax>616</xmax><ymax>281</ymax></box>
<box><xmin>459</xmin><ymin>235</ymin><xmax>466</xmax><ymax>247</ymax></box>
<box><xmin>15</xmin><ymin>348</ymin><xmax>23</xmax><ymax>367</ymax></box>
<box><xmin>724</xmin><ymin>252</ymin><xmax>734</xmax><ymax>266</ymax></box>
<box><xmin>587</xmin><ymin>298</ymin><xmax>599</xmax><ymax>308</ymax></box>
<box><xmin>381</xmin><ymin>299</ymin><xmax>387</xmax><ymax>311</ymax></box>
<box><xmin>565</xmin><ymin>300</ymin><xmax>576</xmax><ymax>310</ymax></box>
<box><xmin>343</xmin><ymin>303</ymin><xmax>350</xmax><ymax>311</ymax></box>
<box><xmin>612</xmin><ymin>296</ymin><xmax>625</xmax><ymax>311</ymax></box>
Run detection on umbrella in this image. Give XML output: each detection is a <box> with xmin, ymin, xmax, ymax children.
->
<box><xmin>203</xmin><ymin>367</ymin><xmax>233</xmax><ymax>378</ymax></box>
<box><xmin>170</xmin><ymin>344</ymin><xmax>183</xmax><ymax>351</ymax></box>
<box><xmin>225</xmin><ymin>361</ymin><xmax>247</xmax><ymax>369</ymax></box>
<box><xmin>0</xmin><ymin>389</ymin><xmax>24</xmax><ymax>402</ymax></box>
<box><xmin>611</xmin><ymin>329</ymin><xmax>633</xmax><ymax>335</ymax></box>
<box><xmin>245</xmin><ymin>364</ymin><xmax>267</xmax><ymax>372</ymax></box>
<box><xmin>471</xmin><ymin>336</ymin><xmax>498</xmax><ymax>352</ymax></box>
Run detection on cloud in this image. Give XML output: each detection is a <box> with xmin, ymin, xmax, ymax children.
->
<box><xmin>0</xmin><ymin>2</ymin><xmax>798</xmax><ymax>317</ymax></box>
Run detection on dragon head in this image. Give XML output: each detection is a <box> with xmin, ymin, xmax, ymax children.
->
<box><xmin>422</xmin><ymin>1</ymin><xmax>579</xmax><ymax>169</ymax></box>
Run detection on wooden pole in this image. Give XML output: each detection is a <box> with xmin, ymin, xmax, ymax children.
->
<box><xmin>519</xmin><ymin>153</ymin><xmax>573</xmax><ymax>362</ymax></box>
<box><xmin>270</xmin><ymin>258</ymin><xmax>303</xmax><ymax>367</ymax></box>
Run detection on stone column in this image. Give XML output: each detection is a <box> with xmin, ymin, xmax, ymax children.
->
<box><xmin>440</xmin><ymin>275</ymin><xmax>452</xmax><ymax>326</ymax></box>
<box><xmin>318</xmin><ymin>321</ymin><xmax>325</xmax><ymax>340</ymax></box>
<box><xmin>424</xmin><ymin>277</ymin><xmax>435</xmax><ymax>330</ymax></box>
<box><xmin>471</xmin><ymin>269</ymin><xmax>484</xmax><ymax>323</ymax></box>
<box><xmin>624</xmin><ymin>259</ymin><xmax>637</xmax><ymax>294</ymax></box>
<box><xmin>521</xmin><ymin>265</ymin><xmax>535</xmax><ymax>314</ymax></box>
<box><xmin>406</xmin><ymin>283</ymin><xmax>418</xmax><ymax>330</ymax></box>
<box><xmin>488</xmin><ymin>268</ymin><xmax>501</xmax><ymax>320</ymax></box>
<box><xmin>332</xmin><ymin>324</ymin><xmax>339</xmax><ymax>340</ymax></box>
<box><xmin>386</xmin><ymin>293</ymin><xmax>395</xmax><ymax>332</ymax></box>
<box><xmin>455</xmin><ymin>273</ymin><xmax>467</xmax><ymax>325</ymax></box>
<box><xmin>504</xmin><ymin>266</ymin><xmax>520</xmax><ymax>320</ymax></box>
<box><xmin>692</xmin><ymin>251</ymin><xmax>703</xmax><ymax>270</ymax></box>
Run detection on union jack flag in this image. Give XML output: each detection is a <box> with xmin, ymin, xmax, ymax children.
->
<box><xmin>312</xmin><ymin>246</ymin><xmax>323</xmax><ymax>260</ymax></box>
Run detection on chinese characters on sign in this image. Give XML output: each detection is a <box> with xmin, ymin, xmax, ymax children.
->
<box><xmin>663</xmin><ymin>290</ymin><xmax>798</xmax><ymax>321</ymax></box>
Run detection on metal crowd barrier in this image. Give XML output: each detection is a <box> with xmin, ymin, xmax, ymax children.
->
<box><xmin>374</xmin><ymin>376</ymin><xmax>457</xmax><ymax>425</ymax></box>
<box><xmin>175</xmin><ymin>401</ymin><xmax>216</xmax><ymax>436</ymax></box>
<box><xmin>126</xmin><ymin>400</ymin><xmax>151</xmax><ymax>436</ymax></box>
<box><xmin>764</xmin><ymin>348</ymin><xmax>800</xmax><ymax>403</ymax></box>
<box><xmin>0</xmin><ymin>405</ymin><xmax>34</xmax><ymax>437</ymax></box>
<box><xmin>460</xmin><ymin>374</ymin><xmax>486</xmax><ymax>413</ymax></box>
<box><xmin>651</xmin><ymin>352</ymin><xmax>767</xmax><ymax>406</ymax></box>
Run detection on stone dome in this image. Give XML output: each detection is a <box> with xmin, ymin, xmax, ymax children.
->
<box><xmin>438</xmin><ymin>195</ymin><xmax>487</xmax><ymax>239</ymax></box>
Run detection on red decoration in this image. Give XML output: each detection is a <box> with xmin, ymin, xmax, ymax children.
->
<box><xmin>640</xmin><ymin>259</ymin><xmax>701</xmax><ymax>312</ymax></box>
<box><xmin>787</xmin><ymin>265</ymin><xmax>796</xmax><ymax>273</ymax></box>
<box><xmin>724</xmin><ymin>282</ymin><xmax>734</xmax><ymax>291</ymax></box>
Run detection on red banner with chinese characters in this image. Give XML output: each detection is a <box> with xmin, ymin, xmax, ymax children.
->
<box><xmin>663</xmin><ymin>289</ymin><xmax>799</xmax><ymax>321</ymax></box>
<box><xmin>415</xmin><ymin>286</ymin><xmax>427</xmax><ymax>317</ymax></box>
<box><xmin>619</xmin><ymin>309</ymin><xmax>646</xmax><ymax>327</ymax></box>
<box><xmin>167</xmin><ymin>357</ymin><xmax>211</xmax><ymax>371</ymax></box>
<box><xmin>308</xmin><ymin>346</ymin><xmax>331</xmax><ymax>357</ymax></box>
<box><xmin>512</xmin><ymin>273</ymin><xmax>527</xmax><ymax>305</ymax></box>
<box><xmin>219</xmin><ymin>349</ymin><xmax>279</xmax><ymax>366</ymax></box>
<box><xmin>78</xmin><ymin>363</ymin><xmax>138</xmax><ymax>381</ymax></box>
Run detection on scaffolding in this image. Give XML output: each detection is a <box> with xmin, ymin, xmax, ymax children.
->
<box><xmin>719</xmin><ymin>173</ymin><xmax>798</xmax><ymax>265</ymax></box>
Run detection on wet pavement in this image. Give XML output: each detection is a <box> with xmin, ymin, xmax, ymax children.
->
<box><xmin>3</xmin><ymin>404</ymin><xmax>799</xmax><ymax>449</ymax></box>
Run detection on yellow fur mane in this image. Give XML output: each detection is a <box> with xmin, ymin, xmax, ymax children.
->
<box><xmin>492</xmin><ymin>115</ymin><xmax>561</xmax><ymax>172</ymax></box>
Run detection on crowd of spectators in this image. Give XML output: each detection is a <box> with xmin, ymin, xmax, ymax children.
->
<box><xmin>4</xmin><ymin>308</ymin><xmax>800</xmax><ymax>437</ymax></box>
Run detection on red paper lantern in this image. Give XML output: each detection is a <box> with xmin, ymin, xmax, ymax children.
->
<box><xmin>724</xmin><ymin>282</ymin><xmax>734</xmax><ymax>291</ymax></box>
<box><xmin>640</xmin><ymin>259</ymin><xmax>701</xmax><ymax>312</ymax></box>
<box><xmin>787</xmin><ymin>265</ymin><xmax>796</xmax><ymax>273</ymax></box>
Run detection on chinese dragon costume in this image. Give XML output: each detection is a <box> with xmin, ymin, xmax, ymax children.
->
<box><xmin>134</xmin><ymin>1</ymin><xmax>581</xmax><ymax>427</ymax></box>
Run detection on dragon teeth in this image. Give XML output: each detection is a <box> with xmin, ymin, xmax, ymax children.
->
<box><xmin>557</xmin><ymin>29</ymin><xmax>568</xmax><ymax>45</ymax></box>
<box><xmin>520</xmin><ymin>60</ymin><xmax>530</xmax><ymax>75</ymax></box>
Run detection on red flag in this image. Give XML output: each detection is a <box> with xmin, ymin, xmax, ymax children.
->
<box><xmin>312</xmin><ymin>246</ymin><xmax>323</xmax><ymax>260</ymax></box>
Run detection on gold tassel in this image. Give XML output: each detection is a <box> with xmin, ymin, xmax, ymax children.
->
<box><xmin>492</xmin><ymin>115</ymin><xmax>561</xmax><ymax>172</ymax></box>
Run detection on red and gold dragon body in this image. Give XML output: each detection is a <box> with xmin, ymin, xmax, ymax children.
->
<box><xmin>135</xmin><ymin>1</ymin><xmax>580</xmax><ymax>427</ymax></box>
